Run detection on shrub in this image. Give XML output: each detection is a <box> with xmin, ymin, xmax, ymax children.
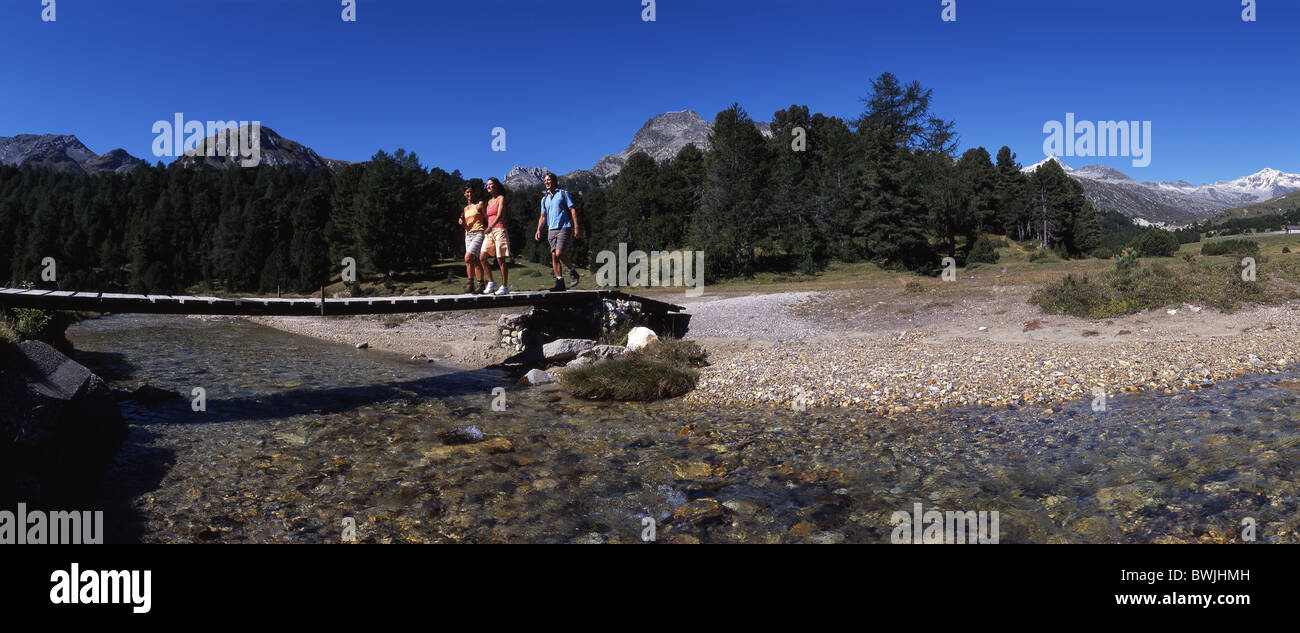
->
<box><xmin>1284</xmin><ymin>246</ymin><xmax>1292</xmax><ymax>254</ymax></box>
<box><xmin>0</xmin><ymin>320</ymin><xmax>17</xmax><ymax>346</ymax></box>
<box><xmin>3</xmin><ymin>307</ymin><xmax>52</xmax><ymax>342</ymax></box>
<box><xmin>1030</xmin><ymin>274</ymin><xmax>1110</xmax><ymax>318</ymax></box>
<box><xmin>1032</xmin><ymin>257</ymin><xmax>1272</xmax><ymax>318</ymax></box>
<box><xmin>1113</xmin><ymin>248</ymin><xmax>1140</xmax><ymax>272</ymax></box>
<box><xmin>902</xmin><ymin>280</ymin><xmax>924</xmax><ymax>294</ymax></box>
<box><xmin>1131</xmin><ymin>229</ymin><xmax>1180</xmax><ymax>257</ymax></box>
<box><xmin>1092</xmin><ymin>247</ymin><xmax>1114</xmax><ymax>259</ymax></box>
<box><xmin>1027</xmin><ymin>249</ymin><xmax>1054</xmax><ymax>263</ymax></box>
<box><xmin>967</xmin><ymin>236</ymin><xmax>1000</xmax><ymax>264</ymax></box>
<box><xmin>1201</xmin><ymin>239</ymin><xmax>1259</xmax><ymax>257</ymax></box>
<box><xmin>1173</xmin><ymin>228</ymin><xmax>1202</xmax><ymax>244</ymax></box>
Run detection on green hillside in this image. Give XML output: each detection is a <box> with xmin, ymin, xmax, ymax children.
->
<box><xmin>1211</xmin><ymin>190</ymin><xmax>1300</xmax><ymax>222</ymax></box>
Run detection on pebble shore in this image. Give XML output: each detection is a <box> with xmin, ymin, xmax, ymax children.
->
<box><xmin>688</xmin><ymin>301</ymin><xmax>1300</xmax><ymax>414</ymax></box>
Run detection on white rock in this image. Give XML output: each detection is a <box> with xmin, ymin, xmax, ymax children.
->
<box><xmin>356</xmin><ymin>342</ymin><xmax>369</xmax><ymax>349</ymax></box>
<box><xmin>627</xmin><ymin>327</ymin><xmax>659</xmax><ymax>351</ymax></box>
<box><xmin>521</xmin><ymin>369</ymin><xmax>557</xmax><ymax>386</ymax></box>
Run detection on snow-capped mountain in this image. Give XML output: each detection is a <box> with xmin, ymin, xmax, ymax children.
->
<box><xmin>1021</xmin><ymin>156</ymin><xmax>1300</xmax><ymax>223</ymax></box>
<box><xmin>1020</xmin><ymin>155</ymin><xmax>1073</xmax><ymax>175</ymax></box>
<box><xmin>1145</xmin><ymin>168</ymin><xmax>1300</xmax><ymax>207</ymax></box>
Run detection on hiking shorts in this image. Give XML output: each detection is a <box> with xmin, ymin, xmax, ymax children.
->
<box><xmin>481</xmin><ymin>227</ymin><xmax>511</xmax><ymax>258</ymax></box>
<box><xmin>464</xmin><ymin>231</ymin><xmax>485</xmax><ymax>256</ymax></box>
<box><xmin>548</xmin><ymin>228</ymin><xmax>572</xmax><ymax>253</ymax></box>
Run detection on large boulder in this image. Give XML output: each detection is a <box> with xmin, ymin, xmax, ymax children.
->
<box><xmin>1</xmin><ymin>341</ymin><xmax>127</xmax><ymax>505</ymax></box>
<box><xmin>541</xmin><ymin>338</ymin><xmax>597</xmax><ymax>362</ymax></box>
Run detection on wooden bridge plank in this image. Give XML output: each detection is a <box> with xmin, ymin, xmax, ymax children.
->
<box><xmin>0</xmin><ymin>287</ymin><xmax>682</xmax><ymax>317</ymax></box>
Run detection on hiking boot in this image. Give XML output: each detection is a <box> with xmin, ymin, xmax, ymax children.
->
<box><xmin>464</xmin><ymin>280</ymin><xmax>477</xmax><ymax>295</ymax></box>
<box><xmin>549</xmin><ymin>278</ymin><xmax>566</xmax><ymax>292</ymax></box>
<box><xmin>483</xmin><ymin>281</ymin><xmax>498</xmax><ymax>295</ymax></box>
<box><xmin>494</xmin><ymin>285</ymin><xmax>510</xmax><ymax>296</ymax></box>
<box><xmin>568</xmin><ymin>268</ymin><xmax>580</xmax><ymax>288</ymax></box>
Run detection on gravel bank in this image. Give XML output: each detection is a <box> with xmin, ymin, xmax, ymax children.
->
<box><xmin>680</xmin><ymin>292</ymin><xmax>819</xmax><ymax>340</ymax></box>
<box><xmin>688</xmin><ymin>295</ymin><xmax>1300</xmax><ymax>413</ymax></box>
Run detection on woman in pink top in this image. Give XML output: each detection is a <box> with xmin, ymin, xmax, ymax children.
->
<box><xmin>478</xmin><ymin>177</ymin><xmax>511</xmax><ymax>295</ymax></box>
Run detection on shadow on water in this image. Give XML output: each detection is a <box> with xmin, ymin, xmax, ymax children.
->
<box><xmin>70</xmin><ymin>349</ymin><xmax>136</xmax><ymax>382</ymax></box>
<box><xmin>97</xmin><ymin>427</ymin><xmax>175</xmax><ymax>544</ymax></box>
<box><xmin>125</xmin><ymin>367</ymin><xmax>510</xmax><ymax>424</ymax></box>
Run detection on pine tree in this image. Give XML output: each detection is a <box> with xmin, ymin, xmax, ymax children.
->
<box><xmin>687</xmin><ymin>104</ymin><xmax>771</xmax><ymax>280</ymax></box>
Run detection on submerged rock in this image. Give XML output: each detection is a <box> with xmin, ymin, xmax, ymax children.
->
<box><xmin>438</xmin><ymin>425</ymin><xmax>485</xmax><ymax>445</ymax></box>
<box><xmin>129</xmin><ymin>384</ymin><xmax>182</xmax><ymax>405</ymax></box>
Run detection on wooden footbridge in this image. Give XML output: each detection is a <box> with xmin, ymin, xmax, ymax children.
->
<box><xmin>0</xmin><ymin>287</ymin><xmax>685</xmax><ymax>317</ymax></box>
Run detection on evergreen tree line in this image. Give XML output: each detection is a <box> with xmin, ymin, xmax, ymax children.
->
<box><xmin>569</xmin><ymin>73</ymin><xmax>1100</xmax><ymax>279</ymax></box>
<box><xmin>0</xmin><ymin>73</ymin><xmax>1100</xmax><ymax>295</ymax></box>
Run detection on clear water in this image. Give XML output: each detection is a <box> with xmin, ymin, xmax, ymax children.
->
<box><xmin>70</xmin><ymin>315</ymin><xmax>1300</xmax><ymax>543</ymax></box>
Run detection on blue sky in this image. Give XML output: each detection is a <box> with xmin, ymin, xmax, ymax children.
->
<box><xmin>0</xmin><ymin>0</ymin><xmax>1294</xmax><ymax>183</ymax></box>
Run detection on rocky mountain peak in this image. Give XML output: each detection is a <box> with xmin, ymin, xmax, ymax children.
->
<box><xmin>0</xmin><ymin>134</ymin><xmax>142</xmax><ymax>175</ymax></box>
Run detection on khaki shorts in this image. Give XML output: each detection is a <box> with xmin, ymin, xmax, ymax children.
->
<box><xmin>480</xmin><ymin>227</ymin><xmax>511</xmax><ymax>258</ymax></box>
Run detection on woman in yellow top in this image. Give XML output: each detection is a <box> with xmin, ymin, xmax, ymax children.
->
<box><xmin>459</xmin><ymin>185</ymin><xmax>487</xmax><ymax>294</ymax></box>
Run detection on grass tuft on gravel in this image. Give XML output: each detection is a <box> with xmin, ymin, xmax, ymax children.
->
<box><xmin>560</xmin><ymin>339</ymin><xmax>707</xmax><ymax>401</ymax></box>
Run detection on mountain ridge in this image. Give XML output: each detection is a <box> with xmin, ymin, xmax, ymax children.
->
<box><xmin>505</xmin><ymin>110</ymin><xmax>772</xmax><ymax>189</ymax></box>
<box><xmin>0</xmin><ymin>134</ymin><xmax>144</xmax><ymax>175</ymax></box>
<box><xmin>1022</xmin><ymin>157</ymin><xmax>1300</xmax><ymax>224</ymax></box>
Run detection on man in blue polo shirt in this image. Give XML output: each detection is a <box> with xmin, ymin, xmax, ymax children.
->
<box><xmin>534</xmin><ymin>172</ymin><xmax>581</xmax><ymax>292</ymax></box>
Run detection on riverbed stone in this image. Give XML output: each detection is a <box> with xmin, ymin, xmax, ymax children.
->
<box><xmin>564</xmin><ymin>344</ymin><xmax>630</xmax><ymax>370</ymax></box>
<box><xmin>671</xmin><ymin>498</ymin><xmax>725</xmax><ymax>525</ymax></box>
<box><xmin>542</xmin><ymin>338</ymin><xmax>597</xmax><ymax>361</ymax></box>
<box><xmin>521</xmin><ymin>369</ymin><xmax>557</xmax><ymax>386</ymax></box>
<box><xmin>130</xmin><ymin>384</ymin><xmax>182</xmax><ymax>405</ymax></box>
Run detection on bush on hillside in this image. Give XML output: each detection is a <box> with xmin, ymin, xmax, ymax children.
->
<box><xmin>1201</xmin><ymin>239</ymin><xmax>1259</xmax><ymax>257</ymax></box>
<box><xmin>1131</xmin><ymin>229</ymin><xmax>1180</xmax><ymax>257</ymax></box>
<box><xmin>967</xmin><ymin>236</ymin><xmax>1000</xmax><ymax>264</ymax></box>
<box><xmin>1032</xmin><ymin>258</ymin><xmax>1269</xmax><ymax>318</ymax></box>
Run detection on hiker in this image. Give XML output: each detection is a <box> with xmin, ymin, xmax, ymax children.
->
<box><xmin>534</xmin><ymin>172</ymin><xmax>580</xmax><ymax>292</ymax></box>
<box><xmin>479</xmin><ymin>177</ymin><xmax>511</xmax><ymax>295</ymax></box>
<box><xmin>459</xmin><ymin>185</ymin><xmax>487</xmax><ymax>294</ymax></box>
